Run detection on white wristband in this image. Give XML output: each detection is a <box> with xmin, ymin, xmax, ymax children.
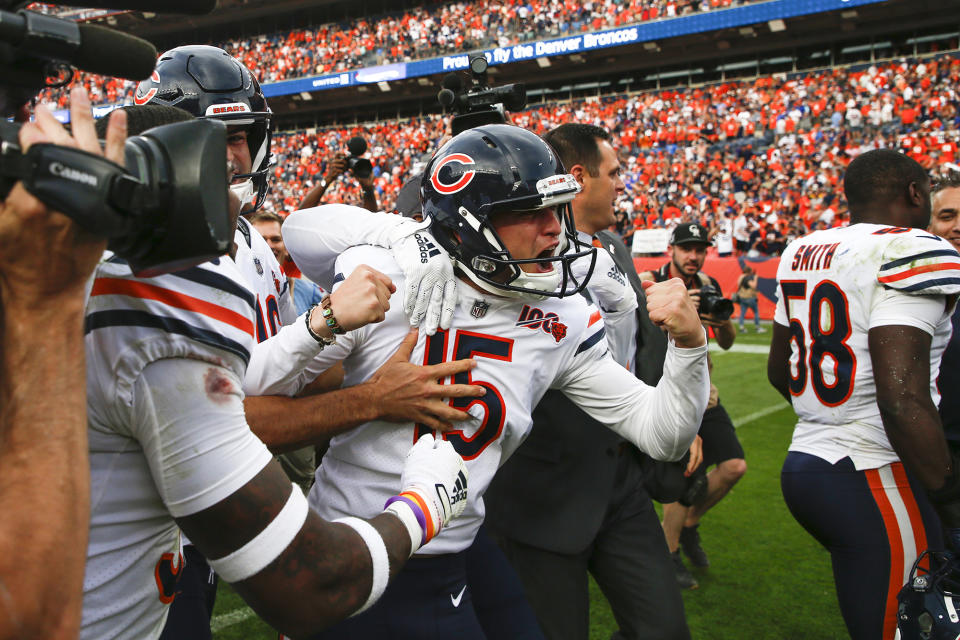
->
<box><xmin>333</xmin><ymin>516</ymin><xmax>389</xmax><ymax>615</ymax></box>
<box><xmin>209</xmin><ymin>483</ymin><xmax>308</xmax><ymax>583</ymax></box>
<box><xmin>384</xmin><ymin>500</ymin><xmax>423</xmax><ymax>557</ymax></box>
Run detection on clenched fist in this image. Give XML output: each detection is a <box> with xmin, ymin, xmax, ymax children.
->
<box><xmin>641</xmin><ymin>278</ymin><xmax>706</xmax><ymax>348</ymax></box>
<box><xmin>311</xmin><ymin>265</ymin><xmax>395</xmax><ymax>335</ymax></box>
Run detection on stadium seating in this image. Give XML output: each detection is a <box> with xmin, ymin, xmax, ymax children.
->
<box><xmin>29</xmin><ymin>0</ymin><xmax>960</xmax><ymax>253</ymax></box>
<box><xmin>38</xmin><ymin>0</ymin><xmax>759</xmax><ymax>108</ymax></box>
<box><xmin>266</xmin><ymin>55</ymin><xmax>960</xmax><ymax>254</ymax></box>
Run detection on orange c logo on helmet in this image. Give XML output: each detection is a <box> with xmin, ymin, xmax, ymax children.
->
<box><xmin>134</xmin><ymin>70</ymin><xmax>160</xmax><ymax>105</ymax></box>
<box><xmin>430</xmin><ymin>153</ymin><xmax>476</xmax><ymax>195</ymax></box>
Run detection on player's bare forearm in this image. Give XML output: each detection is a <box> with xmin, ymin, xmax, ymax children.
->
<box><xmin>0</xmin><ymin>298</ymin><xmax>89</xmax><ymax>640</ymax></box>
<box><xmin>245</xmin><ymin>384</ymin><xmax>382</xmax><ymax>453</ymax></box>
<box><xmin>234</xmin><ymin>510</ymin><xmax>410</xmax><ymax>637</ymax></box>
<box><xmin>878</xmin><ymin>394</ymin><xmax>950</xmax><ymax>490</ymax></box>
<box><xmin>870</xmin><ymin>325</ymin><xmax>951</xmax><ymax>490</ymax></box>
<box><xmin>179</xmin><ymin>461</ymin><xmax>411</xmax><ymax>637</ymax></box>
<box><xmin>766</xmin><ymin>322</ymin><xmax>793</xmax><ymax>402</ymax></box>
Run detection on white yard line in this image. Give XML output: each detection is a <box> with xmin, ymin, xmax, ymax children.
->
<box><xmin>708</xmin><ymin>343</ymin><xmax>771</xmax><ymax>354</ymax></box>
<box><xmin>210</xmin><ymin>606</ymin><xmax>256</xmax><ymax>632</ymax></box>
<box><xmin>733</xmin><ymin>401</ymin><xmax>791</xmax><ymax>428</ymax></box>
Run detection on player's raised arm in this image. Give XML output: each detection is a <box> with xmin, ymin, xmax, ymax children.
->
<box><xmin>284</xmin><ymin>204</ymin><xmax>459</xmax><ymax>334</ymax></box>
<box><xmin>558</xmin><ymin>280</ymin><xmax>709</xmax><ymax>462</ymax></box>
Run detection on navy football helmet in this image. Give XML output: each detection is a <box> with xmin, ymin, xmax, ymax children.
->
<box><xmin>420</xmin><ymin>124</ymin><xmax>596</xmax><ymax>299</ymax></box>
<box><xmin>898</xmin><ymin>550</ymin><xmax>960</xmax><ymax>640</ymax></box>
<box><xmin>135</xmin><ymin>45</ymin><xmax>273</xmax><ymax>212</ymax></box>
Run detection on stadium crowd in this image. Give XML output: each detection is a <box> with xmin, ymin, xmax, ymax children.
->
<box><xmin>38</xmin><ymin>0</ymin><xmax>757</xmax><ymax>108</ymax></box>
<box><xmin>265</xmin><ymin>54</ymin><xmax>960</xmax><ymax>257</ymax></box>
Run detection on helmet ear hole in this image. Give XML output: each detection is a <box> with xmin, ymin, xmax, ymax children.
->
<box><xmin>917</xmin><ymin>611</ymin><xmax>932</xmax><ymax>636</ymax></box>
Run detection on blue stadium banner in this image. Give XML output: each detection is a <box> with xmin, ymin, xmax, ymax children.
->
<box><xmin>53</xmin><ymin>0</ymin><xmax>886</xmax><ymax>119</ymax></box>
<box><xmin>261</xmin><ymin>0</ymin><xmax>886</xmax><ymax>99</ymax></box>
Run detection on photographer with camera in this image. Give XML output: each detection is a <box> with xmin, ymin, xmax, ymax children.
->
<box><xmin>639</xmin><ymin>223</ymin><xmax>746</xmax><ymax>590</ymax></box>
<box><xmin>298</xmin><ymin>138</ymin><xmax>378</xmax><ymax>212</ymax></box>
<box><xmin>0</xmin><ymin>87</ymin><xmax>125</xmax><ymax>640</ymax></box>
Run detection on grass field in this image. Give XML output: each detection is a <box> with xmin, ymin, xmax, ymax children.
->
<box><xmin>210</xmin><ymin>325</ymin><xmax>849</xmax><ymax>640</ymax></box>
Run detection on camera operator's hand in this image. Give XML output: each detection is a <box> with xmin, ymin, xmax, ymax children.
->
<box><xmin>356</xmin><ymin>168</ymin><xmax>379</xmax><ymax>213</ymax></box>
<box><xmin>0</xmin><ymin>88</ymin><xmax>126</xmax><ymax>307</ymax></box>
<box><xmin>324</xmin><ymin>153</ymin><xmax>348</xmax><ymax>183</ymax></box>
<box><xmin>688</xmin><ymin>287</ymin><xmax>737</xmax><ymax>349</ymax></box>
<box><xmin>641</xmin><ymin>278</ymin><xmax>706</xmax><ymax>349</ymax></box>
<box><xmin>356</xmin><ymin>171</ymin><xmax>375</xmax><ymax>192</ymax></box>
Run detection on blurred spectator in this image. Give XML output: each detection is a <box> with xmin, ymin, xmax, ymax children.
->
<box><xmin>248</xmin><ymin>211</ymin><xmax>325</xmax><ymax>315</ymax></box>
<box><xmin>734</xmin><ymin>263</ymin><xmax>762</xmax><ymax>333</ymax></box>
<box><xmin>754</xmin><ymin>229</ymin><xmax>785</xmax><ymax>256</ymax></box>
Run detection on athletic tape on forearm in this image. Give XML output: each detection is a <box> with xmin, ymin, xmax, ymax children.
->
<box><xmin>384</xmin><ymin>495</ymin><xmax>426</xmax><ymax>555</ymax></box>
<box><xmin>209</xmin><ymin>483</ymin><xmax>308</xmax><ymax>583</ymax></box>
<box><xmin>333</xmin><ymin>516</ymin><xmax>390</xmax><ymax>615</ymax></box>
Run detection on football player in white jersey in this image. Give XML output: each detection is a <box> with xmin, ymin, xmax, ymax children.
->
<box><xmin>282</xmin><ymin>123</ymin><xmax>711</xmax><ymax>638</ymax></box>
<box><xmin>80</xmin><ymin>101</ymin><xmax>479</xmax><ymax>640</ymax></box>
<box><xmin>133</xmin><ymin>47</ymin><xmax>485</xmax><ymax>640</ymax></box>
<box><xmin>767</xmin><ymin>149</ymin><xmax>960</xmax><ymax>640</ymax></box>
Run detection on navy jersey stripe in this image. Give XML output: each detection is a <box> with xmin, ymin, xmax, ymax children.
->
<box><xmin>879</xmin><ymin>249</ymin><xmax>960</xmax><ymax>271</ymax></box>
<box><xmin>888</xmin><ymin>277</ymin><xmax>960</xmax><ymax>292</ymax></box>
<box><xmin>575</xmin><ymin>326</ymin><xmax>606</xmax><ymax>355</ymax></box>
<box><xmin>169</xmin><ymin>267</ymin><xmax>256</xmax><ymax>311</ymax></box>
<box><xmin>236</xmin><ymin>216</ymin><xmax>253</xmax><ymax>248</ymax></box>
<box><xmin>84</xmin><ymin>310</ymin><xmax>251</xmax><ymax>365</ymax></box>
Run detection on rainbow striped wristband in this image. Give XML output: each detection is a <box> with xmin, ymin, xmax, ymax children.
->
<box><xmin>384</xmin><ymin>490</ymin><xmax>437</xmax><ymax>555</ymax></box>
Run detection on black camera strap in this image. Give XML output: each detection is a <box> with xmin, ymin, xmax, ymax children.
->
<box><xmin>1</xmin><ymin>141</ymin><xmax>137</xmax><ymax>237</ymax></box>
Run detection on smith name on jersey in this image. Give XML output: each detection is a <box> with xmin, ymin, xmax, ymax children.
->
<box><xmin>303</xmin><ymin>245</ymin><xmax>707</xmax><ymax>556</ymax></box>
<box><xmin>774</xmin><ymin>224</ymin><xmax>960</xmax><ymax>469</ymax></box>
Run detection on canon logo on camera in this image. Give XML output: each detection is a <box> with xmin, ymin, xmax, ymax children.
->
<box><xmin>49</xmin><ymin>162</ymin><xmax>98</xmax><ymax>187</ymax></box>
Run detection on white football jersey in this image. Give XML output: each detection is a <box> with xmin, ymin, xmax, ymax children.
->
<box><xmin>82</xmin><ymin>255</ymin><xmax>273</xmax><ymax>640</ymax></box>
<box><xmin>235</xmin><ymin>216</ymin><xmax>297</xmax><ymax>340</ymax></box>
<box><xmin>306</xmin><ymin>245</ymin><xmax>708</xmax><ymax>555</ymax></box>
<box><xmin>774</xmin><ymin>224</ymin><xmax>960</xmax><ymax>469</ymax></box>
<box><xmin>574</xmin><ymin>230</ymin><xmax>638</xmax><ymax>369</ymax></box>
